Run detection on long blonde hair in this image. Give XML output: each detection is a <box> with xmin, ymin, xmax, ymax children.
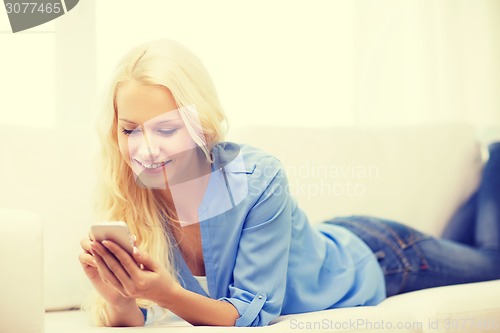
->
<box><xmin>86</xmin><ymin>39</ymin><xmax>228</xmax><ymax>325</ymax></box>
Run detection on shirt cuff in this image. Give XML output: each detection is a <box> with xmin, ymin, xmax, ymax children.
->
<box><xmin>219</xmin><ymin>292</ymin><xmax>268</xmax><ymax>327</ymax></box>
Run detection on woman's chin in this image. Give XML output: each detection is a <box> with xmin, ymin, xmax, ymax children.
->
<box><xmin>133</xmin><ymin>172</ymin><xmax>169</xmax><ymax>189</ymax></box>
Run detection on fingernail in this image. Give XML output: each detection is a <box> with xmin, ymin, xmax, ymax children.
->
<box><xmin>133</xmin><ymin>247</ymin><xmax>140</xmax><ymax>257</ymax></box>
<box><xmin>101</xmin><ymin>240</ymin><xmax>108</xmax><ymax>247</ymax></box>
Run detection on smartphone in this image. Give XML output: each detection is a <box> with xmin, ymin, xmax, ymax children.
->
<box><xmin>90</xmin><ymin>221</ymin><xmax>134</xmax><ymax>256</ymax></box>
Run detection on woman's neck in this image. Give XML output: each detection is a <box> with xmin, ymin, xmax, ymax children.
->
<box><xmin>158</xmin><ymin>159</ymin><xmax>212</xmax><ymax>226</ymax></box>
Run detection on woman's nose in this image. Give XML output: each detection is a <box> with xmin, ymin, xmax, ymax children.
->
<box><xmin>136</xmin><ymin>133</ymin><xmax>161</xmax><ymax>161</ymax></box>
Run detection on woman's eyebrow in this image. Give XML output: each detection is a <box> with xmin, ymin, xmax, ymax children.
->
<box><xmin>156</xmin><ymin>118</ymin><xmax>182</xmax><ymax>124</ymax></box>
<box><xmin>118</xmin><ymin>119</ymin><xmax>138</xmax><ymax>124</ymax></box>
<box><xmin>118</xmin><ymin>118</ymin><xmax>182</xmax><ymax>125</ymax></box>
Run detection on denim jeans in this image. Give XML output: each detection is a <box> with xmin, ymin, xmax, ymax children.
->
<box><xmin>324</xmin><ymin>142</ymin><xmax>500</xmax><ymax>297</ymax></box>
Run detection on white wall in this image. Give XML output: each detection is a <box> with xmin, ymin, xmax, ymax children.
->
<box><xmin>94</xmin><ymin>0</ymin><xmax>359</xmax><ymax>128</ymax></box>
<box><xmin>1</xmin><ymin>1</ymin><xmax>499</xmax><ymax>131</ymax></box>
<box><xmin>0</xmin><ymin>8</ymin><xmax>57</xmax><ymax>128</ymax></box>
<box><xmin>94</xmin><ymin>0</ymin><xmax>500</xmax><ymax>130</ymax></box>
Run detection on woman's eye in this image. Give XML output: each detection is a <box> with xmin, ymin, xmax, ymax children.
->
<box><xmin>121</xmin><ymin>128</ymin><xmax>140</xmax><ymax>136</ymax></box>
<box><xmin>158</xmin><ymin>129</ymin><xmax>178</xmax><ymax>136</ymax></box>
<box><xmin>120</xmin><ymin>127</ymin><xmax>177</xmax><ymax>136</ymax></box>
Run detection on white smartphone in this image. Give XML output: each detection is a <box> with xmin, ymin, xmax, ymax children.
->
<box><xmin>90</xmin><ymin>221</ymin><xmax>134</xmax><ymax>256</ymax></box>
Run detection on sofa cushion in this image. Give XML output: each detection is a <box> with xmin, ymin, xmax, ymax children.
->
<box><xmin>46</xmin><ymin>280</ymin><xmax>500</xmax><ymax>332</ymax></box>
<box><xmin>227</xmin><ymin>123</ymin><xmax>483</xmax><ymax>236</ymax></box>
<box><xmin>379</xmin><ymin>280</ymin><xmax>500</xmax><ymax>333</ymax></box>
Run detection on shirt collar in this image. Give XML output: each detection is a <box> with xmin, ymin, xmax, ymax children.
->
<box><xmin>211</xmin><ymin>142</ymin><xmax>254</xmax><ymax>173</ymax></box>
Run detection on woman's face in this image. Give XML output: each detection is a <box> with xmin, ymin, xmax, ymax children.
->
<box><xmin>115</xmin><ymin>82</ymin><xmax>200</xmax><ymax>189</ymax></box>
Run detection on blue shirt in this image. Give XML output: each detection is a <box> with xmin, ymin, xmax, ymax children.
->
<box><xmin>146</xmin><ymin>142</ymin><xmax>386</xmax><ymax>327</ymax></box>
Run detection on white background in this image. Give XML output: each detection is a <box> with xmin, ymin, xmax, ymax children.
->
<box><xmin>1</xmin><ymin>0</ymin><xmax>499</xmax><ymax>131</ymax></box>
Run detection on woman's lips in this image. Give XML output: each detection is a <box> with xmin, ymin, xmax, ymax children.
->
<box><xmin>134</xmin><ymin>158</ymin><xmax>173</xmax><ymax>173</ymax></box>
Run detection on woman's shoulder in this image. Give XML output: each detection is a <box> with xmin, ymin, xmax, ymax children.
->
<box><xmin>211</xmin><ymin>141</ymin><xmax>284</xmax><ymax>176</ymax></box>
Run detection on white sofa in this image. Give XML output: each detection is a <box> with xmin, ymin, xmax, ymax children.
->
<box><xmin>1</xmin><ymin>123</ymin><xmax>499</xmax><ymax>333</ymax></box>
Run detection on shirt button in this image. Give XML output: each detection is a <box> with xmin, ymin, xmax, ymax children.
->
<box><xmin>258</xmin><ymin>295</ymin><xmax>263</xmax><ymax>299</ymax></box>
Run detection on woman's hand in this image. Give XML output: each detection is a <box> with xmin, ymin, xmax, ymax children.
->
<box><xmin>85</xmin><ymin>237</ymin><xmax>240</xmax><ymax>326</ymax></box>
<box><xmin>79</xmin><ymin>236</ymin><xmax>135</xmax><ymax>308</ymax></box>
<box><xmin>89</xmin><ymin>239</ymin><xmax>182</xmax><ymax>307</ymax></box>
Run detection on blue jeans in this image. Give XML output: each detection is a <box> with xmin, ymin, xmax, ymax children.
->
<box><xmin>324</xmin><ymin>143</ymin><xmax>500</xmax><ymax>297</ymax></box>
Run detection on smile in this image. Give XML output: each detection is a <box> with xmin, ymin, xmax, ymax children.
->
<box><xmin>134</xmin><ymin>159</ymin><xmax>172</xmax><ymax>169</ymax></box>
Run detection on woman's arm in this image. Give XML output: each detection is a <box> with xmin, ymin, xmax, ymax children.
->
<box><xmin>103</xmin><ymin>299</ymin><xmax>145</xmax><ymax>327</ymax></box>
<box><xmin>158</xmin><ymin>286</ymin><xmax>239</xmax><ymax>326</ymax></box>
<box><xmin>91</xmin><ymin>240</ymin><xmax>239</xmax><ymax>326</ymax></box>
<box><xmin>90</xmin><ymin>158</ymin><xmax>291</xmax><ymax>327</ymax></box>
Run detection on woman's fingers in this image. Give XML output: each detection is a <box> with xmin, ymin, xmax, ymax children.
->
<box><xmin>79</xmin><ymin>252</ymin><xmax>97</xmax><ymax>268</ymax></box>
<box><xmin>80</xmin><ymin>237</ymin><xmax>94</xmax><ymax>254</ymax></box>
<box><xmin>132</xmin><ymin>246</ymin><xmax>158</xmax><ymax>271</ymax></box>
<box><xmin>101</xmin><ymin>240</ymin><xmax>141</xmax><ymax>280</ymax></box>
<box><xmin>91</xmin><ymin>242</ymin><xmax>128</xmax><ymax>293</ymax></box>
<box><xmin>92</xmin><ymin>241</ymin><xmax>140</xmax><ymax>297</ymax></box>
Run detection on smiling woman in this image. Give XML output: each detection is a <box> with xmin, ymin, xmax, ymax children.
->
<box><xmin>79</xmin><ymin>38</ymin><xmax>500</xmax><ymax>328</ymax></box>
<box><xmin>82</xmin><ymin>39</ymin><xmax>233</xmax><ymax>326</ymax></box>
<box><xmin>116</xmin><ymin>83</ymin><xmax>203</xmax><ymax>189</ymax></box>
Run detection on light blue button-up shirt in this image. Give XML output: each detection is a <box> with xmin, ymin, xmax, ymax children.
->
<box><xmin>146</xmin><ymin>142</ymin><xmax>386</xmax><ymax>327</ymax></box>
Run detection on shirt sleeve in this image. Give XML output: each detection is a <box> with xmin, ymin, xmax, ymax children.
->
<box><xmin>218</xmin><ymin>158</ymin><xmax>293</xmax><ymax>327</ymax></box>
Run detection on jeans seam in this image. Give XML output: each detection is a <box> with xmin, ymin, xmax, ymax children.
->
<box><xmin>410</xmin><ymin>239</ymin><xmax>430</xmax><ymax>271</ymax></box>
<box><xmin>336</xmin><ymin>220</ymin><xmax>411</xmax><ymax>271</ymax></box>
<box><xmin>370</xmin><ymin>218</ymin><xmax>408</xmax><ymax>248</ymax></box>
<box><xmin>373</xmin><ymin>218</ymin><xmax>432</xmax><ymax>248</ymax></box>
<box><xmin>330</xmin><ymin>219</ymin><xmax>424</xmax><ymax>296</ymax></box>
<box><xmin>359</xmin><ymin>221</ymin><xmax>411</xmax><ymax>295</ymax></box>
<box><xmin>354</xmin><ymin>220</ymin><xmax>431</xmax><ymax>272</ymax></box>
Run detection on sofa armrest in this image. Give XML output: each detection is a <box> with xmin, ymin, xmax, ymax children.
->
<box><xmin>0</xmin><ymin>208</ymin><xmax>44</xmax><ymax>333</ymax></box>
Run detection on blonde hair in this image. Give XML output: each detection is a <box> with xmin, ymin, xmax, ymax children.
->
<box><xmin>85</xmin><ymin>39</ymin><xmax>228</xmax><ymax>326</ymax></box>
